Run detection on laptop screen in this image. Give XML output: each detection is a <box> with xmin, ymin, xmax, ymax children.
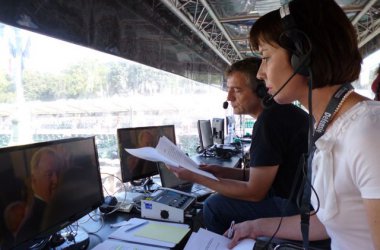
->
<box><xmin>158</xmin><ymin>163</ymin><xmax>190</xmax><ymax>188</ymax></box>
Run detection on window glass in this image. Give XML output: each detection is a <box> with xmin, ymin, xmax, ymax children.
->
<box><xmin>0</xmin><ymin>23</ymin><xmax>228</xmax><ymax>191</ymax></box>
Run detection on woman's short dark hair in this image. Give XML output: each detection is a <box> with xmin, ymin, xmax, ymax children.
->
<box><xmin>225</xmin><ymin>57</ymin><xmax>264</xmax><ymax>92</ymax></box>
<box><xmin>249</xmin><ymin>0</ymin><xmax>362</xmax><ymax>88</ymax></box>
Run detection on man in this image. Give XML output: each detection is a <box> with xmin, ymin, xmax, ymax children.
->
<box><xmin>169</xmin><ymin>57</ymin><xmax>309</xmax><ymax>234</ymax></box>
<box><xmin>17</xmin><ymin>147</ymin><xmax>62</xmax><ymax>241</ymax></box>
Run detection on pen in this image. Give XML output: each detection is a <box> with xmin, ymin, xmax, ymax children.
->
<box><xmin>124</xmin><ymin>220</ymin><xmax>149</xmax><ymax>232</ymax></box>
<box><xmin>227</xmin><ymin>220</ymin><xmax>235</xmax><ymax>239</ymax></box>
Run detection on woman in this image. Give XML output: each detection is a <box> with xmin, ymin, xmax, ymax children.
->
<box><xmin>227</xmin><ymin>0</ymin><xmax>380</xmax><ymax>249</ymax></box>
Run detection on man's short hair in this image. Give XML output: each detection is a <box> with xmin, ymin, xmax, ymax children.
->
<box><xmin>225</xmin><ymin>57</ymin><xmax>265</xmax><ymax>93</ymax></box>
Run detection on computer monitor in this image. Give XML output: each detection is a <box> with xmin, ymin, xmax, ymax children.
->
<box><xmin>212</xmin><ymin>118</ymin><xmax>225</xmax><ymax>144</ymax></box>
<box><xmin>117</xmin><ymin>125</ymin><xmax>176</xmax><ymax>186</ymax></box>
<box><xmin>197</xmin><ymin>120</ymin><xmax>214</xmax><ymax>151</ymax></box>
<box><xmin>0</xmin><ymin>137</ymin><xmax>104</xmax><ymax>250</ymax></box>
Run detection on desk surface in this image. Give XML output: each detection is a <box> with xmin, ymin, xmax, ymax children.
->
<box><xmin>80</xmin><ymin>208</ymin><xmax>199</xmax><ymax>249</ymax></box>
<box><xmin>78</xmin><ymin>155</ymin><xmax>241</xmax><ymax>249</ymax></box>
<box><xmin>192</xmin><ymin>154</ymin><xmax>241</xmax><ymax>168</ymax></box>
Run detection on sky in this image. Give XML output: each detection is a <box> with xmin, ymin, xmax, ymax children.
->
<box><xmin>1</xmin><ymin>23</ymin><xmax>379</xmax><ymax>98</ymax></box>
<box><xmin>0</xmin><ymin>25</ymin><xmax>123</xmax><ymax>73</ymax></box>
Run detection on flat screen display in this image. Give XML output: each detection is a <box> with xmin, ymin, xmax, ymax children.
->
<box><xmin>197</xmin><ymin>120</ymin><xmax>214</xmax><ymax>150</ymax></box>
<box><xmin>0</xmin><ymin>137</ymin><xmax>104</xmax><ymax>249</ymax></box>
<box><xmin>117</xmin><ymin>125</ymin><xmax>176</xmax><ymax>183</ymax></box>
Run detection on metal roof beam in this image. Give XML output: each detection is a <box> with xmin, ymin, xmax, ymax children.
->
<box><xmin>351</xmin><ymin>0</ymin><xmax>377</xmax><ymax>25</ymax></box>
<box><xmin>352</xmin><ymin>0</ymin><xmax>380</xmax><ymax>48</ymax></box>
<box><xmin>159</xmin><ymin>0</ymin><xmax>242</xmax><ymax>64</ymax></box>
<box><xmin>199</xmin><ymin>0</ymin><xmax>243</xmax><ymax>60</ymax></box>
<box><xmin>219</xmin><ymin>15</ymin><xmax>260</xmax><ymax>23</ymax></box>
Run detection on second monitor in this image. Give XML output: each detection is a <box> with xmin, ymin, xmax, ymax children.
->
<box><xmin>212</xmin><ymin>118</ymin><xmax>224</xmax><ymax>145</ymax></box>
<box><xmin>117</xmin><ymin>125</ymin><xmax>176</xmax><ymax>189</ymax></box>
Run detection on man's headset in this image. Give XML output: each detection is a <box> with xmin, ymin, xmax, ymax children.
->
<box><xmin>223</xmin><ymin>83</ymin><xmax>271</xmax><ymax>109</ymax></box>
<box><xmin>223</xmin><ymin>77</ymin><xmax>268</xmax><ymax>109</ymax></box>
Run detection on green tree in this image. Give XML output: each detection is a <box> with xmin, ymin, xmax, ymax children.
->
<box><xmin>0</xmin><ymin>69</ymin><xmax>14</xmax><ymax>103</ymax></box>
<box><xmin>4</xmin><ymin>26</ymin><xmax>32</xmax><ymax>144</ymax></box>
<box><xmin>60</xmin><ymin>59</ymin><xmax>106</xmax><ymax>99</ymax></box>
<box><xmin>104</xmin><ymin>61</ymin><xmax>130</xmax><ymax>96</ymax></box>
<box><xmin>23</xmin><ymin>70</ymin><xmax>60</xmax><ymax>101</ymax></box>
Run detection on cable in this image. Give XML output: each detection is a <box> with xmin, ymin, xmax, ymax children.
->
<box><xmin>262</xmin><ymin>65</ymin><xmax>320</xmax><ymax>250</ymax></box>
<box><xmin>100</xmin><ymin>172</ymin><xmax>130</xmax><ymax>215</ymax></box>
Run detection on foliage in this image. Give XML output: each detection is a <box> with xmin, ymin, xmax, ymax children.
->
<box><xmin>0</xmin><ymin>70</ymin><xmax>14</xmax><ymax>103</ymax></box>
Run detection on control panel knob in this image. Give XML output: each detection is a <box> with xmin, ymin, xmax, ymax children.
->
<box><xmin>160</xmin><ymin>210</ymin><xmax>169</xmax><ymax>219</ymax></box>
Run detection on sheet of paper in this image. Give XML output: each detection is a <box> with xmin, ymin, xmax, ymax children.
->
<box><xmin>92</xmin><ymin>239</ymin><xmax>169</xmax><ymax>250</ymax></box>
<box><xmin>156</xmin><ymin>136</ymin><xmax>199</xmax><ymax>169</ymax></box>
<box><xmin>125</xmin><ymin>136</ymin><xmax>217</xmax><ymax>180</ymax></box>
<box><xmin>134</xmin><ymin>222</ymin><xmax>190</xmax><ymax>244</ymax></box>
<box><xmin>125</xmin><ymin>147</ymin><xmax>179</xmax><ymax>167</ymax></box>
<box><xmin>184</xmin><ymin>228</ymin><xmax>255</xmax><ymax>250</ymax></box>
<box><xmin>108</xmin><ymin>218</ymin><xmax>190</xmax><ymax>248</ymax></box>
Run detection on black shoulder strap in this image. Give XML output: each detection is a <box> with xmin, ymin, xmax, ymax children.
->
<box><xmin>300</xmin><ymin>83</ymin><xmax>353</xmax><ymax>249</ymax></box>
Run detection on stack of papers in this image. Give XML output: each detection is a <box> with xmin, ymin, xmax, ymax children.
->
<box><xmin>92</xmin><ymin>239</ymin><xmax>169</xmax><ymax>250</ymax></box>
<box><xmin>125</xmin><ymin>136</ymin><xmax>218</xmax><ymax>180</ymax></box>
<box><xmin>106</xmin><ymin>218</ymin><xmax>190</xmax><ymax>248</ymax></box>
<box><xmin>184</xmin><ymin>228</ymin><xmax>255</xmax><ymax>250</ymax></box>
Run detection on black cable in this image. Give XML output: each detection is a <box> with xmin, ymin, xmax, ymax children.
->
<box><xmin>263</xmin><ymin>69</ymin><xmax>322</xmax><ymax>250</ymax></box>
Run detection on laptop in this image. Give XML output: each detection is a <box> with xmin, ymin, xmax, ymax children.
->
<box><xmin>157</xmin><ymin>163</ymin><xmax>214</xmax><ymax>200</ymax></box>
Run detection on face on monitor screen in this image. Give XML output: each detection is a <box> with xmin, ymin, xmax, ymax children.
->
<box><xmin>117</xmin><ymin>125</ymin><xmax>176</xmax><ymax>183</ymax></box>
<box><xmin>0</xmin><ymin>137</ymin><xmax>103</xmax><ymax>249</ymax></box>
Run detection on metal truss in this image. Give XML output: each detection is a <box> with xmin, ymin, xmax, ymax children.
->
<box><xmin>160</xmin><ymin>0</ymin><xmax>380</xmax><ymax>65</ymax></box>
<box><xmin>160</xmin><ymin>0</ymin><xmax>242</xmax><ymax>65</ymax></box>
<box><xmin>352</xmin><ymin>0</ymin><xmax>380</xmax><ymax>48</ymax></box>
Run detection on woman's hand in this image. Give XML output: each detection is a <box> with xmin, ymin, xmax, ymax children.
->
<box><xmin>223</xmin><ymin>220</ymin><xmax>260</xmax><ymax>249</ymax></box>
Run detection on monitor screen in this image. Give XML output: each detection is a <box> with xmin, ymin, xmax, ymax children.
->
<box><xmin>0</xmin><ymin>137</ymin><xmax>104</xmax><ymax>249</ymax></box>
<box><xmin>197</xmin><ymin>120</ymin><xmax>214</xmax><ymax>150</ymax></box>
<box><xmin>117</xmin><ymin>125</ymin><xmax>176</xmax><ymax>183</ymax></box>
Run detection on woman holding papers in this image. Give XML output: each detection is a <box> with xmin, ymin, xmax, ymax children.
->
<box><xmin>168</xmin><ymin>57</ymin><xmax>309</xmax><ymax>235</ymax></box>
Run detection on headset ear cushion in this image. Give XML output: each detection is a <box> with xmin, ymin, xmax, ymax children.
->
<box><xmin>280</xmin><ymin>30</ymin><xmax>310</xmax><ymax>77</ymax></box>
<box><xmin>291</xmin><ymin>53</ymin><xmax>309</xmax><ymax>77</ymax></box>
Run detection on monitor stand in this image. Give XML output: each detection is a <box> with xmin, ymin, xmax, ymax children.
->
<box><xmin>13</xmin><ymin>237</ymin><xmax>49</xmax><ymax>250</ymax></box>
<box><xmin>48</xmin><ymin>230</ymin><xmax>89</xmax><ymax>250</ymax></box>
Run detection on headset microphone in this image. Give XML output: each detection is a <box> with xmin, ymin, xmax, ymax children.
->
<box><xmin>262</xmin><ymin>50</ymin><xmax>311</xmax><ymax>109</ymax></box>
<box><xmin>223</xmin><ymin>101</ymin><xmax>229</xmax><ymax>109</ymax></box>
<box><xmin>261</xmin><ymin>95</ymin><xmax>274</xmax><ymax>109</ymax></box>
<box><xmin>264</xmin><ymin>70</ymin><xmax>298</xmax><ymax>105</ymax></box>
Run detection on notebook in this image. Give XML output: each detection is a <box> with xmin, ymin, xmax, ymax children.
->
<box><xmin>157</xmin><ymin>163</ymin><xmax>214</xmax><ymax>199</ymax></box>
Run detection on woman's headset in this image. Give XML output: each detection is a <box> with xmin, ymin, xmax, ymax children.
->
<box><xmin>279</xmin><ymin>3</ymin><xmax>311</xmax><ymax>77</ymax></box>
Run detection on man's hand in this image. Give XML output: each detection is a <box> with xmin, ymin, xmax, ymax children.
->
<box><xmin>199</xmin><ymin>164</ymin><xmax>224</xmax><ymax>177</ymax></box>
<box><xmin>167</xmin><ymin>165</ymin><xmax>197</xmax><ymax>182</ymax></box>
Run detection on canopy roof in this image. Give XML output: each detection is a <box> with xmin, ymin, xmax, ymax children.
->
<box><xmin>0</xmin><ymin>0</ymin><xmax>379</xmax><ymax>86</ymax></box>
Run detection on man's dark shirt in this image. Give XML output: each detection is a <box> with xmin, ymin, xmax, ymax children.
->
<box><xmin>250</xmin><ymin>103</ymin><xmax>309</xmax><ymax>201</ymax></box>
